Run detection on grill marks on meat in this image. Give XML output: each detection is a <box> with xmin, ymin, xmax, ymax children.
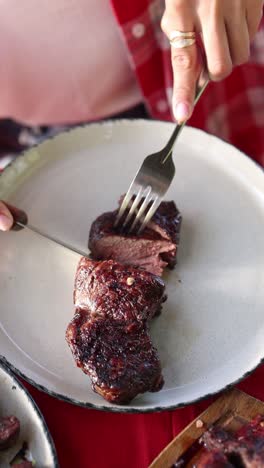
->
<box><xmin>88</xmin><ymin>201</ymin><xmax>182</xmax><ymax>276</ymax></box>
<box><xmin>197</xmin><ymin>415</ymin><xmax>264</xmax><ymax>468</ymax></box>
<box><xmin>74</xmin><ymin>257</ymin><xmax>165</xmax><ymax>321</ymax></box>
<box><xmin>66</xmin><ymin>258</ymin><xmax>166</xmax><ymax>404</ymax></box>
<box><xmin>67</xmin><ymin>310</ymin><xmax>163</xmax><ymax>404</ymax></box>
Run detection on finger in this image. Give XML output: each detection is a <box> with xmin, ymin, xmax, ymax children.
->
<box><xmin>0</xmin><ymin>201</ymin><xmax>13</xmax><ymax>231</ymax></box>
<box><xmin>171</xmin><ymin>43</ymin><xmax>202</xmax><ymax>122</ymax></box>
<box><xmin>246</xmin><ymin>0</ymin><xmax>264</xmax><ymax>40</ymax></box>
<box><xmin>201</xmin><ymin>6</ymin><xmax>232</xmax><ymax>81</ymax></box>
<box><xmin>225</xmin><ymin>16</ymin><xmax>250</xmax><ymax>66</ymax></box>
<box><xmin>161</xmin><ymin>4</ymin><xmax>201</xmax><ymax>122</ymax></box>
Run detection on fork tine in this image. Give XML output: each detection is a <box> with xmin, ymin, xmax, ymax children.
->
<box><xmin>122</xmin><ymin>186</ymin><xmax>143</xmax><ymax>228</ymax></box>
<box><xmin>137</xmin><ymin>195</ymin><xmax>161</xmax><ymax>234</ymax></box>
<box><xmin>128</xmin><ymin>186</ymin><xmax>153</xmax><ymax>233</ymax></box>
<box><xmin>114</xmin><ymin>187</ymin><xmax>134</xmax><ymax>227</ymax></box>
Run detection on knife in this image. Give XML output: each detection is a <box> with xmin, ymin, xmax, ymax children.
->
<box><xmin>6</xmin><ymin>202</ymin><xmax>89</xmax><ymax>258</ymax></box>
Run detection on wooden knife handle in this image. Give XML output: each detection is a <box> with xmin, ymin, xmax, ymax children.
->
<box><xmin>4</xmin><ymin>203</ymin><xmax>28</xmax><ymax>231</ymax></box>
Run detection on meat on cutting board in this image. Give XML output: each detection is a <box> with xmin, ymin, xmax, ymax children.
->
<box><xmin>66</xmin><ymin>258</ymin><xmax>166</xmax><ymax>404</ymax></box>
<box><xmin>197</xmin><ymin>414</ymin><xmax>264</xmax><ymax>468</ymax></box>
<box><xmin>195</xmin><ymin>449</ymin><xmax>234</xmax><ymax>467</ymax></box>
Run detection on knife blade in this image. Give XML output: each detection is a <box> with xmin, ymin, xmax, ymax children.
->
<box><xmin>15</xmin><ymin>220</ymin><xmax>90</xmax><ymax>258</ymax></box>
<box><xmin>6</xmin><ymin>202</ymin><xmax>89</xmax><ymax>258</ymax></box>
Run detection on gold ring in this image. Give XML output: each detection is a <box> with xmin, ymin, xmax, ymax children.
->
<box><xmin>169</xmin><ymin>30</ymin><xmax>196</xmax><ymax>49</ymax></box>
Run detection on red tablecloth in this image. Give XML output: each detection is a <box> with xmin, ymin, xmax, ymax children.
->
<box><xmin>22</xmin><ymin>363</ymin><xmax>264</xmax><ymax>468</ymax></box>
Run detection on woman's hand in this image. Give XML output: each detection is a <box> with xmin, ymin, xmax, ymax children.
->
<box><xmin>161</xmin><ymin>0</ymin><xmax>264</xmax><ymax>122</ymax></box>
<box><xmin>0</xmin><ymin>202</ymin><xmax>13</xmax><ymax>231</ymax></box>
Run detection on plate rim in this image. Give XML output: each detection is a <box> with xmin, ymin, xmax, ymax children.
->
<box><xmin>1</xmin><ymin>119</ymin><xmax>263</xmax><ymax>193</ymax></box>
<box><xmin>1</xmin><ymin>119</ymin><xmax>264</xmax><ymax>413</ymax></box>
<box><xmin>0</xmin><ymin>357</ymin><xmax>59</xmax><ymax>466</ymax></box>
<box><xmin>1</xmin><ymin>355</ymin><xmax>263</xmax><ymax>414</ymax></box>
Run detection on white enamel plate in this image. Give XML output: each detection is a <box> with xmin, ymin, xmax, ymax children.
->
<box><xmin>0</xmin><ymin>120</ymin><xmax>264</xmax><ymax>412</ymax></box>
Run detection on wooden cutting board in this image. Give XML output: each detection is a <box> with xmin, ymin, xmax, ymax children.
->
<box><xmin>149</xmin><ymin>389</ymin><xmax>264</xmax><ymax>468</ymax></box>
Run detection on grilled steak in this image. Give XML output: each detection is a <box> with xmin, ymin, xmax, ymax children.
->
<box><xmin>202</xmin><ymin>427</ymin><xmax>236</xmax><ymax>452</ymax></box>
<box><xmin>0</xmin><ymin>415</ymin><xmax>20</xmax><ymax>450</ymax></box>
<box><xmin>199</xmin><ymin>415</ymin><xmax>264</xmax><ymax>468</ymax></box>
<box><xmin>73</xmin><ymin>257</ymin><xmax>165</xmax><ymax>321</ymax></box>
<box><xmin>66</xmin><ymin>258</ymin><xmax>166</xmax><ymax>404</ymax></box>
<box><xmin>88</xmin><ymin>200</ymin><xmax>182</xmax><ymax>276</ymax></box>
<box><xmin>195</xmin><ymin>450</ymin><xmax>234</xmax><ymax>467</ymax></box>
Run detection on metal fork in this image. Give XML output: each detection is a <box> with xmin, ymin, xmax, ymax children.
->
<box><xmin>115</xmin><ymin>73</ymin><xmax>209</xmax><ymax>235</ymax></box>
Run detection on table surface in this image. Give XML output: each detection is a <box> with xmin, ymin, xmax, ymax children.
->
<box><xmin>20</xmin><ymin>363</ymin><xmax>264</xmax><ymax>468</ymax></box>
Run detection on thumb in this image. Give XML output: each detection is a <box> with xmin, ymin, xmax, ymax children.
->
<box><xmin>0</xmin><ymin>201</ymin><xmax>13</xmax><ymax>231</ymax></box>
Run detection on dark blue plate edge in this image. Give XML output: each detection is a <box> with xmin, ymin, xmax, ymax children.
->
<box><xmin>1</xmin><ymin>354</ymin><xmax>263</xmax><ymax>415</ymax></box>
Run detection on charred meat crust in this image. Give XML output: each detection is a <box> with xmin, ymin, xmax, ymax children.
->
<box><xmin>66</xmin><ymin>258</ymin><xmax>166</xmax><ymax>404</ymax></box>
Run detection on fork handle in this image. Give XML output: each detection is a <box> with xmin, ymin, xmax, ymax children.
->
<box><xmin>161</xmin><ymin>76</ymin><xmax>209</xmax><ymax>164</ymax></box>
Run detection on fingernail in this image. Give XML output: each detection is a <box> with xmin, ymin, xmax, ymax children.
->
<box><xmin>174</xmin><ymin>102</ymin><xmax>191</xmax><ymax>123</ymax></box>
<box><xmin>0</xmin><ymin>214</ymin><xmax>12</xmax><ymax>231</ymax></box>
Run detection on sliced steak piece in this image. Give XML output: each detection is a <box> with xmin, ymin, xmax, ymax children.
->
<box><xmin>202</xmin><ymin>426</ymin><xmax>236</xmax><ymax>452</ymax></box>
<box><xmin>195</xmin><ymin>449</ymin><xmax>235</xmax><ymax>467</ymax></box>
<box><xmin>0</xmin><ymin>415</ymin><xmax>20</xmax><ymax>450</ymax></box>
<box><xmin>88</xmin><ymin>200</ymin><xmax>182</xmax><ymax>276</ymax></box>
<box><xmin>201</xmin><ymin>415</ymin><xmax>264</xmax><ymax>468</ymax></box>
<box><xmin>66</xmin><ymin>258</ymin><xmax>166</xmax><ymax>404</ymax></box>
<box><xmin>227</xmin><ymin>414</ymin><xmax>264</xmax><ymax>468</ymax></box>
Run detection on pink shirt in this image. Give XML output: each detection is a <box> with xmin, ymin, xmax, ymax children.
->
<box><xmin>0</xmin><ymin>0</ymin><xmax>141</xmax><ymax>125</ymax></box>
